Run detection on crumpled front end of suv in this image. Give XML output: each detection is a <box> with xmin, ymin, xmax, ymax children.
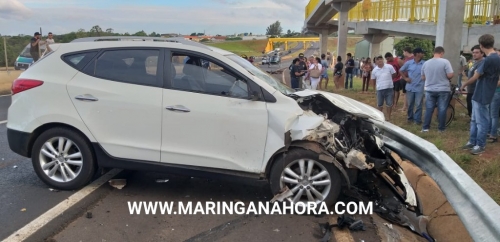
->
<box><xmin>272</xmin><ymin>89</ymin><xmax>430</xmax><ymax>238</ymax></box>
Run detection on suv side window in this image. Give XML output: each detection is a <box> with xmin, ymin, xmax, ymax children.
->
<box><xmin>84</xmin><ymin>49</ymin><xmax>159</xmax><ymax>86</ymax></box>
<box><xmin>169</xmin><ymin>53</ymin><xmax>249</xmax><ymax>99</ymax></box>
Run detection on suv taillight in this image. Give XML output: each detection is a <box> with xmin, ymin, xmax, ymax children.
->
<box><xmin>11</xmin><ymin>79</ymin><xmax>44</xmax><ymax>95</ymax></box>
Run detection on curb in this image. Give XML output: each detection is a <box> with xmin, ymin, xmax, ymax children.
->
<box><xmin>391</xmin><ymin>152</ymin><xmax>474</xmax><ymax>242</ymax></box>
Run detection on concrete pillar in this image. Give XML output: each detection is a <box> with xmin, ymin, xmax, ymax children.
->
<box><xmin>320</xmin><ymin>29</ymin><xmax>329</xmax><ymax>56</ymax></box>
<box><xmin>364</xmin><ymin>34</ymin><xmax>388</xmax><ymax>59</ymax></box>
<box><xmin>337</xmin><ymin>2</ymin><xmax>350</xmax><ymax>60</ymax></box>
<box><xmin>435</xmin><ymin>0</ymin><xmax>466</xmax><ymax>85</ymax></box>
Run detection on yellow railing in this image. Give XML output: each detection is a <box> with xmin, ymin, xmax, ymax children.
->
<box><xmin>306</xmin><ymin>0</ymin><xmax>499</xmax><ymax>27</ymax></box>
<box><xmin>305</xmin><ymin>0</ymin><xmax>321</xmax><ymax>20</ymax></box>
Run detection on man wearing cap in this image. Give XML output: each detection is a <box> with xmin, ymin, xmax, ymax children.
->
<box><xmin>30</xmin><ymin>32</ymin><xmax>42</xmax><ymax>62</ymax></box>
<box><xmin>399</xmin><ymin>47</ymin><xmax>426</xmax><ymax>125</ymax></box>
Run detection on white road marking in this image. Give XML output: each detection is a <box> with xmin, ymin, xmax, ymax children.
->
<box><xmin>0</xmin><ymin>120</ymin><xmax>7</xmax><ymax>125</ymax></box>
<box><xmin>3</xmin><ymin>168</ymin><xmax>123</xmax><ymax>242</ymax></box>
<box><xmin>0</xmin><ymin>94</ymin><xmax>11</xmax><ymax>97</ymax></box>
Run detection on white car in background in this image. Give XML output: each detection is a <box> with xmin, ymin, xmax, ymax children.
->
<box><xmin>7</xmin><ymin>37</ymin><xmax>418</xmax><ymax>218</ymax></box>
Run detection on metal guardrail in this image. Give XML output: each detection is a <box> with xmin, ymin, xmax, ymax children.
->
<box><xmin>372</xmin><ymin>120</ymin><xmax>500</xmax><ymax>241</ymax></box>
<box><xmin>306</xmin><ymin>0</ymin><xmax>499</xmax><ymax>27</ymax></box>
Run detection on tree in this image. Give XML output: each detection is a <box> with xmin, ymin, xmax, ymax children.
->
<box><xmin>149</xmin><ymin>32</ymin><xmax>161</xmax><ymax>37</ymax></box>
<box><xmin>190</xmin><ymin>33</ymin><xmax>197</xmax><ymax>36</ymax></box>
<box><xmin>394</xmin><ymin>37</ymin><xmax>434</xmax><ymax>60</ymax></box>
<box><xmin>89</xmin><ymin>25</ymin><xmax>102</xmax><ymax>36</ymax></box>
<box><xmin>134</xmin><ymin>30</ymin><xmax>147</xmax><ymax>36</ymax></box>
<box><xmin>106</xmin><ymin>28</ymin><xmax>114</xmax><ymax>34</ymax></box>
<box><xmin>266</xmin><ymin>21</ymin><xmax>283</xmax><ymax>36</ymax></box>
<box><xmin>76</xmin><ymin>28</ymin><xmax>87</xmax><ymax>38</ymax></box>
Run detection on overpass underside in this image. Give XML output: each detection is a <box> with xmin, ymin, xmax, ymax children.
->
<box><xmin>327</xmin><ymin>20</ymin><xmax>500</xmax><ymax>53</ymax></box>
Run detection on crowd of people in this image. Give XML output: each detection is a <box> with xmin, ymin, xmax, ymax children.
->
<box><xmin>288</xmin><ymin>34</ymin><xmax>500</xmax><ymax>155</ymax></box>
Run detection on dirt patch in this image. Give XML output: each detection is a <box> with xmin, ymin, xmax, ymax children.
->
<box><xmin>0</xmin><ymin>70</ymin><xmax>22</xmax><ymax>94</ymax></box>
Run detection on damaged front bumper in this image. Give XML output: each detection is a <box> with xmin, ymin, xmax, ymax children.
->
<box><xmin>275</xmin><ymin>90</ymin><xmax>432</xmax><ymax>240</ymax></box>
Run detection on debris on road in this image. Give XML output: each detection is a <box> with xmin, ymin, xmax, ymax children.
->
<box><xmin>270</xmin><ymin>186</ymin><xmax>293</xmax><ymax>203</ymax></box>
<box><xmin>109</xmin><ymin>179</ymin><xmax>126</xmax><ymax>189</ymax></box>
<box><xmin>49</xmin><ymin>188</ymin><xmax>59</xmax><ymax>192</ymax></box>
<box><xmin>86</xmin><ymin>212</ymin><xmax>92</xmax><ymax>219</ymax></box>
<box><xmin>156</xmin><ymin>179</ymin><xmax>169</xmax><ymax>183</ymax></box>
<box><xmin>13</xmin><ymin>165</ymin><xmax>17</xmax><ymax>169</ymax></box>
<box><xmin>337</xmin><ymin>214</ymin><xmax>365</xmax><ymax>231</ymax></box>
<box><xmin>383</xmin><ymin>223</ymin><xmax>393</xmax><ymax>229</ymax></box>
<box><xmin>20</xmin><ymin>208</ymin><xmax>26</xmax><ymax>212</ymax></box>
<box><xmin>273</xmin><ymin>229</ymin><xmax>280</xmax><ymax>232</ymax></box>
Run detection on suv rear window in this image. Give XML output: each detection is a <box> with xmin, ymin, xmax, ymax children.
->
<box><xmin>63</xmin><ymin>51</ymin><xmax>98</xmax><ymax>70</ymax></box>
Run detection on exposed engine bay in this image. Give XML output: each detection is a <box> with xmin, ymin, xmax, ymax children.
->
<box><xmin>285</xmin><ymin>92</ymin><xmax>433</xmax><ymax>241</ymax></box>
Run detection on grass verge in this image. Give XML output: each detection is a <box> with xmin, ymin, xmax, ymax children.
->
<box><xmin>0</xmin><ymin>70</ymin><xmax>22</xmax><ymax>94</ymax></box>
<box><xmin>206</xmin><ymin>39</ymin><xmax>268</xmax><ymax>56</ymax></box>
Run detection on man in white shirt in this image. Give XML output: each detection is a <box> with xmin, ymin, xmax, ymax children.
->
<box><xmin>45</xmin><ymin>32</ymin><xmax>55</xmax><ymax>52</ymax></box>
<box><xmin>45</xmin><ymin>32</ymin><xmax>55</xmax><ymax>44</ymax></box>
<box><xmin>371</xmin><ymin>55</ymin><xmax>397</xmax><ymax>121</ymax></box>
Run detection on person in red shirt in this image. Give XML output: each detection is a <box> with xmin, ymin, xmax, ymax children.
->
<box><xmin>385</xmin><ymin>52</ymin><xmax>402</xmax><ymax>109</ymax></box>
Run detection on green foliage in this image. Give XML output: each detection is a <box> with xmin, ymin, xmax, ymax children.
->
<box><xmin>266</xmin><ymin>21</ymin><xmax>283</xmax><ymax>36</ymax></box>
<box><xmin>0</xmin><ymin>35</ymin><xmax>32</xmax><ymax>67</ymax></box>
<box><xmin>394</xmin><ymin>37</ymin><xmax>434</xmax><ymax>60</ymax></box>
<box><xmin>200</xmin><ymin>38</ymin><xmax>210</xmax><ymax>42</ymax></box>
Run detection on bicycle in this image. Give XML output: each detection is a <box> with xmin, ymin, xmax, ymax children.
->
<box><xmin>441</xmin><ymin>84</ymin><xmax>468</xmax><ymax>127</ymax></box>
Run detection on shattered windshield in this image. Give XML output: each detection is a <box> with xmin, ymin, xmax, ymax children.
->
<box><xmin>226</xmin><ymin>54</ymin><xmax>295</xmax><ymax>95</ymax></box>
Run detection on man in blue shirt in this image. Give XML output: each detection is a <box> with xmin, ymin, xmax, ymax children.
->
<box><xmin>461</xmin><ymin>34</ymin><xmax>500</xmax><ymax>154</ymax></box>
<box><xmin>399</xmin><ymin>48</ymin><xmax>426</xmax><ymax>125</ymax></box>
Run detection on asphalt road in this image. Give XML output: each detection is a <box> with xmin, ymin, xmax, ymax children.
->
<box><xmin>257</xmin><ymin>42</ymin><xmax>319</xmax><ymax>72</ymax></box>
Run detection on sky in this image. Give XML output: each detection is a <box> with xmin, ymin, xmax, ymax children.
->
<box><xmin>0</xmin><ymin>0</ymin><xmax>309</xmax><ymax>36</ymax></box>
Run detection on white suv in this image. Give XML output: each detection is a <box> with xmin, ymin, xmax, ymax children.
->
<box><xmin>7</xmin><ymin>37</ymin><xmax>414</xmax><ymax>208</ymax></box>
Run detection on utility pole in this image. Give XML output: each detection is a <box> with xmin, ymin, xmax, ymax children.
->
<box><xmin>38</xmin><ymin>27</ymin><xmax>42</xmax><ymax>60</ymax></box>
<box><xmin>3</xmin><ymin>37</ymin><xmax>9</xmax><ymax>75</ymax></box>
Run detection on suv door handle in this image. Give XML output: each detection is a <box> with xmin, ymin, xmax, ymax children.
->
<box><xmin>165</xmin><ymin>105</ymin><xmax>190</xmax><ymax>112</ymax></box>
<box><xmin>75</xmin><ymin>94</ymin><xmax>98</xmax><ymax>101</ymax></box>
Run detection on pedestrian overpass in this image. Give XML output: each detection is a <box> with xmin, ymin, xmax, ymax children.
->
<box><xmin>303</xmin><ymin>0</ymin><xmax>500</xmax><ymax>83</ymax></box>
<box><xmin>264</xmin><ymin>37</ymin><xmax>319</xmax><ymax>53</ymax></box>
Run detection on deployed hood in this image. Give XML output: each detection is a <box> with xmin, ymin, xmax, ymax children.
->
<box><xmin>292</xmin><ymin>89</ymin><xmax>385</xmax><ymax>121</ymax></box>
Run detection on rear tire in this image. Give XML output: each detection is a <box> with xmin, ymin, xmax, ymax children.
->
<box><xmin>32</xmin><ymin>127</ymin><xmax>97</xmax><ymax>190</ymax></box>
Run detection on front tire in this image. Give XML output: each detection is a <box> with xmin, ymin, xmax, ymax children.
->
<box><xmin>32</xmin><ymin>127</ymin><xmax>97</xmax><ymax>190</ymax></box>
<box><xmin>269</xmin><ymin>148</ymin><xmax>342</xmax><ymax>207</ymax></box>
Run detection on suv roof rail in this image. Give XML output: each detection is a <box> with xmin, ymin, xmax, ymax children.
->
<box><xmin>69</xmin><ymin>36</ymin><xmax>213</xmax><ymax>50</ymax></box>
